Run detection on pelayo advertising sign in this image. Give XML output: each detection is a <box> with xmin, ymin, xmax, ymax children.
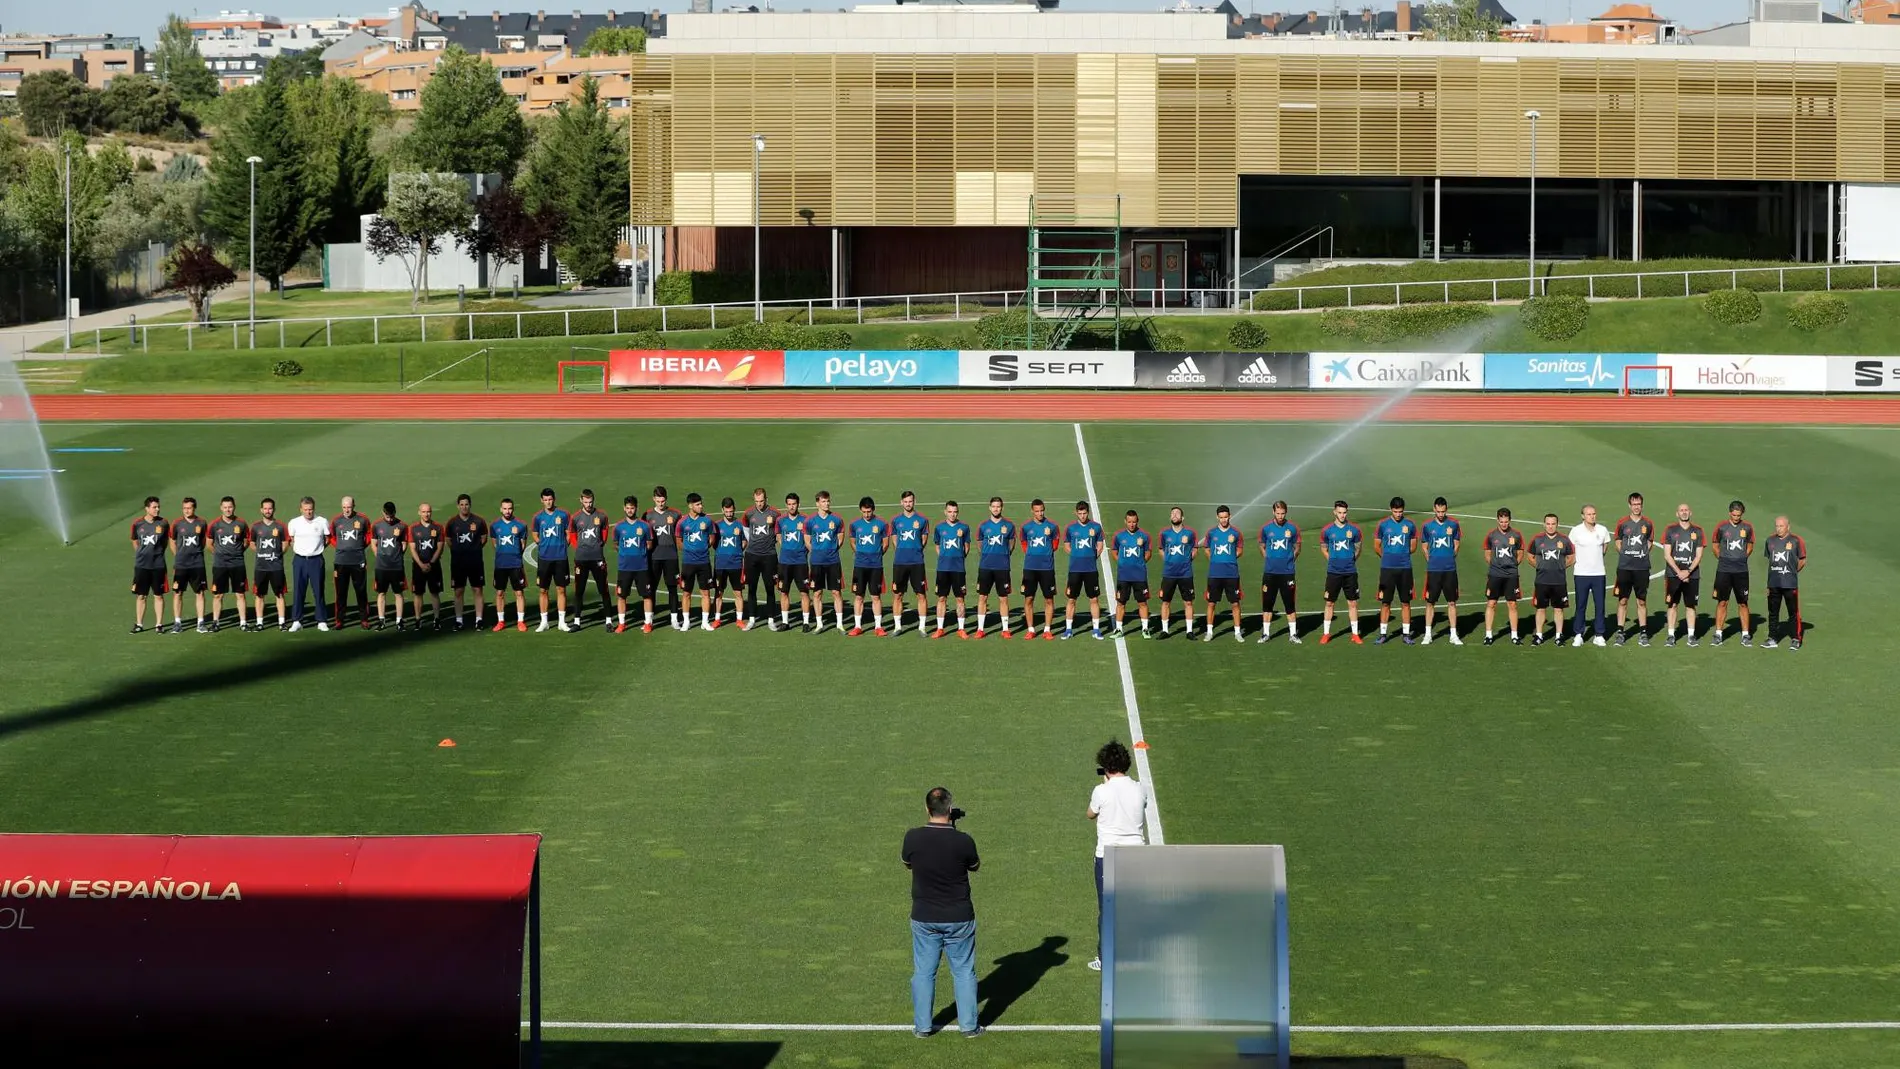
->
<box><xmin>958</xmin><ymin>351</ymin><xmax>1135</xmax><ymax>388</ymax></box>
<box><xmin>1132</xmin><ymin>352</ymin><xmax>1307</xmax><ymax>389</ymax></box>
<box><xmin>1308</xmin><ymin>352</ymin><xmax>1485</xmax><ymax>390</ymax></box>
<box><xmin>782</xmin><ymin>350</ymin><xmax>959</xmax><ymax>387</ymax></box>
<box><xmin>1483</xmin><ymin>353</ymin><xmax>1652</xmax><ymax>391</ymax></box>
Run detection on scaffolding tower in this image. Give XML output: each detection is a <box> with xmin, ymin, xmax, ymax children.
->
<box><xmin>1025</xmin><ymin>193</ymin><xmax>1123</xmax><ymax>350</ymax></box>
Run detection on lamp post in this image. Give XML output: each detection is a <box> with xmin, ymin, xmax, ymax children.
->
<box><xmin>245</xmin><ymin>155</ymin><xmax>262</xmax><ymax>349</ymax></box>
<box><xmin>62</xmin><ymin>140</ymin><xmax>72</xmax><ymax>350</ymax></box>
<box><xmin>1524</xmin><ymin>109</ymin><xmax>1539</xmax><ymax>299</ymax></box>
<box><xmin>752</xmin><ymin>133</ymin><xmax>765</xmax><ymax>322</ymax></box>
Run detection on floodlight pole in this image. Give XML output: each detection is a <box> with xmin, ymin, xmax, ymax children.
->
<box><xmin>62</xmin><ymin>140</ymin><xmax>72</xmax><ymax>350</ymax></box>
<box><xmin>246</xmin><ymin>155</ymin><xmax>263</xmax><ymax>349</ymax></box>
<box><xmin>752</xmin><ymin>133</ymin><xmax>766</xmax><ymax>322</ymax></box>
<box><xmin>1525</xmin><ymin>110</ymin><xmax>1539</xmax><ymax>298</ymax></box>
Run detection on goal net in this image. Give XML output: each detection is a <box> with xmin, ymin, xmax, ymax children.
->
<box><xmin>557</xmin><ymin>361</ymin><xmax>608</xmax><ymax>393</ymax></box>
<box><xmin>1621</xmin><ymin>365</ymin><xmax>1673</xmax><ymax>398</ymax></box>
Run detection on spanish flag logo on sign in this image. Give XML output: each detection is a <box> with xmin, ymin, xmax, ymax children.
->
<box><xmin>723</xmin><ymin>354</ymin><xmax>757</xmax><ymax>383</ymax></box>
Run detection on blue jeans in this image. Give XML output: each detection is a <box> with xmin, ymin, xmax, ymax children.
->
<box><xmin>1573</xmin><ymin>575</ymin><xmax>1607</xmax><ymax>637</ymax></box>
<box><xmin>911</xmin><ymin>918</ymin><xmax>978</xmax><ymax>1035</ymax></box>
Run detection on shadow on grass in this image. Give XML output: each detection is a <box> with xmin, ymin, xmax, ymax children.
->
<box><xmin>536</xmin><ymin>1039</ymin><xmax>782</xmax><ymax>1069</ymax></box>
<box><xmin>932</xmin><ymin>934</ymin><xmax>1071</xmax><ymax>1032</ymax></box>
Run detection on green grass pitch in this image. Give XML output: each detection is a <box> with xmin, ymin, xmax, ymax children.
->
<box><xmin>3</xmin><ymin>417</ymin><xmax>1898</xmax><ymax>1069</ymax></box>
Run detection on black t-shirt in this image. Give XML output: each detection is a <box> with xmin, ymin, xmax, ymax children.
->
<box><xmin>902</xmin><ymin>824</ymin><xmax>979</xmax><ymax>923</ymax></box>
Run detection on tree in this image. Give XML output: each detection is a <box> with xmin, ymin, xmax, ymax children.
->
<box><xmin>460</xmin><ymin>182</ymin><xmax>561</xmax><ymax>296</ymax></box>
<box><xmin>402</xmin><ymin>47</ymin><xmax>528</xmax><ymax>177</ymax></box>
<box><xmin>100</xmin><ymin>74</ymin><xmax>199</xmax><ymax>139</ymax></box>
<box><xmin>370</xmin><ymin>172</ymin><xmax>473</xmax><ymax>308</ymax></box>
<box><xmin>17</xmin><ymin>70</ymin><xmax>98</xmax><ymax>137</ymax></box>
<box><xmin>8</xmin><ymin>133</ymin><xmax>123</xmax><ymax>265</ymax></box>
<box><xmin>578</xmin><ymin>26</ymin><xmax>647</xmax><ymax>56</ymax></box>
<box><xmin>521</xmin><ymin>77</ymin><xmax>628</xmax><ymax>286</ymax></box>
<box><xmin>267</xmin><ymin>50</ymin><xmax>326</xmax><ymax>83</ymax></box>
<box><xmin>1423</xmin><ymin>0</ymin><xmax>1502</xmax><ymax>41</ymax></box>
<box><xmin>162</xmin><ymin>239</ymin><xmax>236</xmax><ymax>323</ymax></box>
<box><xmin>152</xmin><ymin>14</ymin><xmax>219</xmax><ymax>104</ymax></box>
<box><xmin>202</xmin><ymin>68</ymin><xmax>322</xmax><ymax>290</ymax></box>
<box><xmin>287</xmin><ymin>75</ymin><xmax>392</xmax><ymax>245</ymax></box>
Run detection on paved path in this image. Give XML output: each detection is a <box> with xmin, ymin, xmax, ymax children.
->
<box><xmin>1</xmin><ymin>296</ymin><xmax>195</xmax><ymax>360</ymax></box>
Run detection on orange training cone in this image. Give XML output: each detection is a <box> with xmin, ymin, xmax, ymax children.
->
<box><xmin>438</xmin><ymin>738</ymin><xmax>457</xmax><ymax>748</ymax></box>
<box><xmin>1133</xmin><ymin>740</ymin><xmax>1150</xmax><ymax>750</ymax></box>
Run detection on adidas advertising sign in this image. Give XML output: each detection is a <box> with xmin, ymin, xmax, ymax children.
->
<box><xmin>1131</xmin><ymin>352</ymin><xmax>1308</xmax><ymax>390</ymax></box>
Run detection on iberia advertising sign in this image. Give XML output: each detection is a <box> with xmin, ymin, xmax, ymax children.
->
<box><xmin>609</xmin><ymin>349</ymin><xmax>785</xmax><ymax>388</ymax></box>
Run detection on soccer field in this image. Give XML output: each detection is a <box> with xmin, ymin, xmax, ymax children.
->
<box><xmin>4</xmin><ymin>414</ymin><xmax>1899</xmax><ymax>1069</ymax></box>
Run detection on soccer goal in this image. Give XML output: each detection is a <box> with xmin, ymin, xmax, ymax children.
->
<box><xmin>1621</xmin><ymin>364</ymin><xmax>1673</xmax><ymax>397</ymax></box>
<box><xmin>556</xmin><ymin>360</ymin><xmax>608</xmax><ymax>393</ymax></box>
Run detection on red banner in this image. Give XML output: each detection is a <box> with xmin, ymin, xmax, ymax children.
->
<box><xmin>609</xmin><ymin>348</ymin><xmax>785</xmax><ymax>387</ymax></box>
<box><xmin>0</xmin><ymin>833</ymin><xmax>540</xmax><ymax>1068</ymax></box>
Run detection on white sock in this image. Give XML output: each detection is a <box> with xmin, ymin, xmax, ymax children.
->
<box><xmin>645</xmin><ymin>610</ymin><xmax>653</xmax><ymax>625</ymax></box>
<box><xmin>874</xmin><ymin>609</ymin><xmax>883</xmax><ymax>629</ymax></box>
<box><xmin>540</xmin><ymin>612</ymin><xmax>548</xmax><ymax>623</ymax></box>
<box><xmin>1380</xmin><ymin>623</ymin><xmax>1388</xmax><ymax>635</ymax></box>
<box><xmin>1350</xmin><ymin>619</ymin><xmax>1360</xmax><ymax>635</ymax></box>
<box><xmin>1402</xmin><ymin>622</ymin><xmax>1411</xmax><ymax>635</ymax></box>
<box><xmin>936</xmin><ymin>612</ymin><xmax>945</xmax><ymax>631</ymax></box>
<box><xmin>1687</xmin><ymin>619</ymin><xmax>1696</xmax><ymax>636</ymax></box>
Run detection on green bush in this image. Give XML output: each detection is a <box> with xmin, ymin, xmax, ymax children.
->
<box><xmin>974</xmin><ymin>308</ymin><xmax>1037</xmax><ymax>348</ymax></box>
<box><xmin>1519</xmin><ymin>295</ymin><xmax>1590</xmax><ymax>341</ymax></box>
<box><xmin>1226</xmin><ymin>319</ymin><xmax>1270</xmax><ymax>350</ymax></box>
<box><xmin>1139</xmin><ymin>320</ymin><xmax>1186</xmax><ymax>352</ymax></box>
<box><xmin>622</xmin><ymin>330</ymin><xmax>664</xmax><ymax>349</ymax></box>
<box><xmin>1316</xmin><ymin>303</ymin><xmax>1491</xmax><ymax>344</ymax></box>
<box><xmin>717</xmin><ymin>321</ymin><xmax>852</xmax><ymax>351</ymax></box>
<box><xmin>904</xmin><ymin>332</ymin><xmax>941</xmax><ymax>350</ymax></box>
<box><xmin>1786</xmin><ymin>292</ymin><xmax>1849</xmax><ymax>331</ymax></box>
<box><xmin>1703</xmin><ymin>287</ymin><xmax>1762</xmax><ymax>325</ymax></box>
<box><xmin>271</xmin><ymin>359</ymin><xmax>304</xmax><ymax>377</ymax></box>
<box><xmin>655</xmin><ymin>270</ymin><xmax>827</xmax><ymax>306</ymax></box>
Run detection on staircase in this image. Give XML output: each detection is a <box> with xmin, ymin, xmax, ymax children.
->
<box><xmin>1026</xmin><ymin>194</ymin><xmax>1122</xmax><ymax>350</ymax></box>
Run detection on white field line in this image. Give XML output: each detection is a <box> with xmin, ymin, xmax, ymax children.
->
<box><xmin>530</xmin><ymin>1019</ymin><xmax>1900</xmax><ymax>1035</ymax></box>
<box><xmin>44</xmin><ymin>419</ymin><xmax>1900</xmax><ymax>431</ymax></box>
<box><xmin>1074</xmin><ymin>422</ymin><xmax>1163</xmax><ymax>846</ymax></box>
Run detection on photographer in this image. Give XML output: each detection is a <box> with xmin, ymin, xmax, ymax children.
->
<box><xmin>1087</xmin><ymin>740</ymin><xmax>1150</xmax><ymax>972</ymax></box>
<box><xmin>901</xmin><ymin>787</ymin><xmax>982</xmax><ymax>1038</ymax></box>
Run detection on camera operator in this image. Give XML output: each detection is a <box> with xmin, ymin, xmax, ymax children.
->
<box><xmin>901</xmin><ymin>787</ymin><xmax>983</xmax><ymax>1038</ymax></box>
<box><xmin>1087</xmin><ymin>739</ymin><xmax>1150</xmax><ymax>971</ymax></box>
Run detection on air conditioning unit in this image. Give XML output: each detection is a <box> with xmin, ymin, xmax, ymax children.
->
<box><xmin>1755</xmin><ymin>0</ymin><xmax>1821</xmax><ymax>21</ymax></box>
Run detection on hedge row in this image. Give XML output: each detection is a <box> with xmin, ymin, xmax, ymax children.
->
<box><xmin>1252</xmin><ymin>263</ymin><xmax>1894</xmax><ymax>310</ymax></box>
<box><xmin>1316</xmin><ymin>303</ymin><xmax>1492</xmax><ymax>344</ymax></box>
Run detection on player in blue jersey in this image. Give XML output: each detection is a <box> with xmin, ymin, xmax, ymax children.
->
<box><xmin>1202</xmin><ymin>506</ymin><xmax>1245</xmax><ymax>643</ymax></box>
<box><xmin>1318</xmin><ymin>500</ymin><xmax>1364</xmax><ymax>645</ymax></box>
<box><xmin>1420</xmin><ymin>496</ymin><xmax>1464</xmax><ymax>646</ymax></box>
<box><xmin>1374</xmin><ymin>496</ymin><xmax>1420</xmax><ymax>645</ymax></box>
<box><xmin>1063</xmin><ymin>501</ymin><xmax>1107</xmax><ymax>639</ymax></box>
<box><xmin>1019</xmin><ymin>499</ymin><xmax>1061</xmax><ymax>640</ymax></box>
<box><xmin>714</xmin><ymin>497</ymin><xmax>747</xmax><ymax>629</ymax></box>
<box><xmin>1258</xmin><ymin>500</ymin><xmax>1302</xmax><ymax>644</ymax></box>
<box><xmin>1157</xmin><ymin>507</ymin><xmax>1199</xmax><ymax>638</ymax></box>
<box><xmin>775</xmin><ymin>492</ymin><xmax>813</xmax><ymax>632</ymax></box>
<box><xmin>613</xmin><ymin>497</ymin><xmax>656</xmax><ymax>633</ymax></box>
<box><xmin>678</xmin><ymin>493</ymin><xmax>717</xmax><ymax>631</ymax></box>
<box><xmin>807</xmin><ymin>491</ymin><xmax>848</xmax><ymax>633</ymax></box>
<box><xmin>848</xmin><ymin>496</ymin><xmax>892</xmax><ymax>636</ymax></box>
<box><xmin>490</xmin><ymin>497</ymin><xmax>530</xmax><ymax>632</ymax></box>
<box><xmin>974</xmin><ymin>496</ymin><xmax>1017</xmax><ymax>638</ymax></box>
<box><xmin>931</xmin><ymin>501</ymin><xmax>971</xmax><ymax>638</ymax></box>
<box><xmin>531</xmin><ymin>487</ymin><xmax>572</xmax><ymax>632</ymax></box>
<box><xmin>889</xmin><ymin>490</ymin><xmax>931</xmax><ymax>637</ymax></box>
<box><xmin>1112</xmin><ymin>510</ymin><xmax>1153</xmax><ymax>638</ymax></box>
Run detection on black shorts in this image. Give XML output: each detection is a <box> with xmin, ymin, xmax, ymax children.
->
<box><xmin>374</xmin><ymin>568</ymin><xmax>406</xmax><ymax>594</ymax></box>
<box><xmin>1067</xmin><ymin>572</ymin><xmax>1101</xmax><ymax>599</ymax></box>
<box><xmin>715</xmin><ymin>566</ymin><xmax>744</xmax><ymax>592</ymax></box>
<box><xmin>1533</xmin><ymin>582</ymin><xmax>1568</xmax><ymax>609</ymax></box>
<box><xmin>809</xmin><ymin>562</ymin><xmax>843</xmax><ymax>592</ymax></box>
<box><xmin>1159</xmin><ymin>576</ymin><xmax>1195</xmax><ymax>602</ymax></box>
<box><xmin>1614</xmin><ymin>567</ymin><xmax>1649</xmax><ymax>600</ymax></box>
<box><xmin>494</xmin><ymin>566</ymin><xmax>527</xmax><ymax>591</ymax></box>
<box><xmin>1205</xmin><ymin>576</ymin><xmax>1241</xmax><ymax>604</ymax></box>
<box><xmin>1324</xmin><ymin>572</ymin><xmax>1359</xmax><ymax>603</ymax></box>
<box><xmin>132</xmin><ymin>567</ymin><xmax>168</xmax><ymax>596</ymax></box>
<box><xmin>1116</xmin><ymin>579</ymin><xmax>1149</xmax><ymax>604</ymax></box>
<box><xmin>680</xmin><ymin>562</ymin><xmax>712</xmax><ymax>592</ymax></box>
<box><xmin>411</xmin><ymin>563</ymin><xmax>444</xmax><ymax>594</ymax></box>
<box><xmin>1712</xmin><ymin>571</ymin><xmax>1749</xmax><ymax>604</ymax></box>
<box><xmin>648</xmin><ymin>558</ymin><xmax>680</xmax><ymax>590</ymax></box>
<box><xmin>977</xmin><ymin>567</ymin><xmax>1012</xmax><ymax>597</ymax></box>
<box><xmin>779</xmin><ymin>562</ymin><xmax>810</xmax><ymax>593</ymax></box>
<box><xmin>935</xmin><ymin>570</ymin><xmax>967</xmax><ymax>599</ymax></box>
<box><xmin>1261</xmin><ymin>573</ymin><xmax>1296</xmax><ymax>611</ymax></box>
<box><xmin>1377</xmin><ymin>567</ymin><xmax>1414</xmax><ymax>605</ymax></box>
<box><xmin>852</xmin><ymin>566</ymin><xmax>885</xmax><ymax>596</ymax></box>
<box><xmin>172</xmin><ymin>567</ymin><xmax>207</xmax><ymax>593</ymax></box>
<box><xmin>211</xmin><ymin>566</ymin><xmax>248</xmax><ymax>595</ymax></box>
<box><xmin>1425</xmin><ymin>571</ymin><xmax>1459</xmax><ymax>604</ymax></box>
<box><xmin>893</xmin><ymin>562</ymin><xmax>926</xmax><ymax>595</ymax></box>
<box><xmin>746</xmin><ymin>556</ymin><xmax>778</xmax><ymax>584</ymax></box>
<box><xmin>1022</xmin><ymin>568</ymin><xmax>1056</xmax><ymax>598</ymax></box>
<box><xmin>1665</xmin><ymin>573</ymin><xmax>1699</xmax><ymax>607</ymax></box>
<box><xmin>1484</xmin><ymin>575</ymin><xmax>1520</xmax><ymax>601</ymax></box>
<box><xmin>617</xmin><ymin>569</ymin><xmax>655</xmax><ymax>599</ymax></box>
<box><xmin>254</xmin><ymin>569</ymin><xmax>286</xmax><ymax>596</ymax></box>
<box><xmin>537</xmin><ymin>559</ymin><xmax>570</xmax><ymax>589</ymax></box>
<box><xmin>451</xmin><ymin>556</ymin><xmax>486</xmax><ymax>590</ymax></box>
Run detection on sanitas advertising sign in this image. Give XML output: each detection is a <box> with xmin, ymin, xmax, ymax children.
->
<box><xmin>783</xmin><ymin>350</ymin><xmax>959</xmax><ymax>387</ymax></box>
<box><xmin>1657</xmin><ymin>354</ymin><xmax>1826</xmax><ymax>393</ymax></box>
<box><xmin>609</xmin><ymin>349</ymin><xmax>784</xmax><ymax>388</ymax></box>
<box><xmin>1827</xmin><ymin>356</ymin><xmax>1900</xmax><ymax>392</ymax></box>
<box><xmin>959</xmin><ymin>351</ymin><xmax>1135</xmax><ymax>388</ymax></box>
<box><xmin>1483</xmin><ymin>353</ymin><xmax>1652</xmax><ymax>391</ymax></box>
<box><xmin>1308</xmin><ymin>352</ymin><xmax>1485</xmax><ymax>390</ymax></box>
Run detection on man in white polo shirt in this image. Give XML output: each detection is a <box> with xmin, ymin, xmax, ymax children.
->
<box><xmin>1569</xmin><ymin>504</ymin><xmax>1612</xmax><ymax>647</ymax></box>
<box><xmin>1087</xmin><ymin>738</ymin><xmax>1150</xmax><ymax>972</ymax></box>
<box><xmin>287</xmin><ymin>496</ymin><xmax>332</xmax><ymax>633</ymax></box>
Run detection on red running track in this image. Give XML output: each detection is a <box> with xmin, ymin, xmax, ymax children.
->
<box><xmin>30</xmin><ymin>391</ymin><xmax>1900</xmax><ymax>425</ymax></box>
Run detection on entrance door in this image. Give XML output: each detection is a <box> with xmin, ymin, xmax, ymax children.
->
<box><xmin>1132</xmin><ymin>240</ymin><xmax>1187</xmax><ymax>306</ymax></box>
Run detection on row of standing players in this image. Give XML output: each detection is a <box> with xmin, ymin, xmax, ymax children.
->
<box><xmin>126</xmin><ymin>487</ymin><xmax>1808</xmax><ymax>649</ymax></box>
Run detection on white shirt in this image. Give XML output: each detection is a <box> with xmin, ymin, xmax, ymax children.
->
<box><xmin>1569</xmin><ymin>522</ymin><xmax>1612</xmax><ymax>577</ymax></box>
<box><xmin>1089</xmin><ymin>775</ymin><xmax>1150</xmax><ymax>858</ymax></box>
<box><xmin>288</xmin><ymin>514</ymin><xmax>331</xmax><ymax>557</ymax></box>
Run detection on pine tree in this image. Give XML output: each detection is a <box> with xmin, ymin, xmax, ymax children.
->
<box><xmin>203</xmin><ymin>68</ymin><xmax>321</xmax><ymax>290</ymax></box>
<box><xmin>521</xmin><ymin>77</ymin><xmax>628</xmax><ymax>285</ymax></box>
<box><xmin>152</xmin><ymin>14</ymin><xmax>219</xmax><ymax>104</ymax></box>
<box><xmin>403</xmin><ymin>47</ymin><xmax>528</xmax><ymax>177</ymax></box>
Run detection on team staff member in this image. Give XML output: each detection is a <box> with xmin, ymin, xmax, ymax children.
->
<box><xmin>330</xmin><ymin>495</ymin><xmax>371</xmax><ymax>629</ymax></box>
<box><xmin>1202</xmin><ymin>506</ymin><xmax>1244</xmax><ymax>643</ymax></box>
<box><xmin>741</xmin><ymin>488</ymin><xmax>780</xmax><ymax>631</ymax></box>
<box><xmin>1762</xmin><ymin>516</ymin><xmax>1805</xmax><ymax>651</ymax></box>
<box><xmin>130</xmin><ymin>495</ymin><xmax>169</xmax><ymax>634</ymax></box>
<box><xmin>533</xmin><ymin>488</ymin><xmax>572</xmax><ymax>633</ymax></box>
<box><xmin>208</xmin><ymin>496</ymin><xmax>251</xmax><ymax>633</ymax></box>
<box><xmin>1062</xmin><ymin>501</ymin><xmax>1106</xmax><ymax>640</ymax></box>
<box><xmin>1420</xmin><ymin>497</ymin><xmax>1462</xmax><ymax>647</ymax></box>
<box><xmin>1374</xmin><ymin>497</ymin><xmax>1417</xmax><ymax>645</ymax></box>
<box><xmin>678</xmin><ymin>493</ymin><xmax>717</xmax><ymax>631</ymax></box>
<box><xmin>1482</xmin><ymin>508</ymin><xmax>1524</xmax><ymax>645</ymax></box>
<box><xmin>714</xmin><ymin>497</ymin><xmax>748</xmax><ymax>629</ymax></box>
<box><xmin>613</xmin><ymin>497</ymin><xmax>656</xmax><ymax>633</ymax></box>
<box><xmin>1663</xmin><ymin>503</ymin><xmax>1705</xmax><ymax>647</ymax></box>
<box><xmin>808</xmin><ymin>491</ymin><xmax>848</xmax><ymax>633</ymax></box>
<box><xmin>1258</xmin><ymin>501</ymin><xmax>1301</xmax><ymax>644</ymax></box>
<box><xmin>776</xmin><ymin>492</ymin><xmax>813</xmax><ymax>632</ymax></box>
<box><xmin>1529</xmin><ymin>513</ymin><xmax>1573</xmax><ymax>646</ymax></box>
<box><xmin>1569</xmin><ymin>504</ymin><xmax>1612</xmax><ymax>647</ymax></box>
<box><xmin>1020</xmin><ymin>500</ymin><xmax>1061</xmax><ymax>640</ymax></box>
<box><xmin>902</xmin><ymin>787</ymin><xmax>982</xmax><ymax>1039</ymax></box>
<box><xmin>931</xmin><ymin>502</ymin><xmax>971</xmax><ymax>638</ymax></box>
<box><xmin>1112</xmin><ymin>510</ymin><xmax>1152</xmax><ymax>638</ymax></box>
<box><xmin>170</xmin><ymin>496</ymin><xmax>210</xmax><ymax>634</ymax></box>
<box><xmin>372</xmin><ymin>501</ymin><xmax>408</xmax><ymax>630</ymax></box>
<box><xmin>973</xmin><ymin>497</ymin><xmax>1016</xmax><ymax>639</ymax></box>
<box><xmin>1711</xmin><ymin>500</ymin><xmax>1755</xmax><ymax>647</ymax></box>
<box><xmin>891</xmin><ymin>491</ymin><xmax>931</xmax><ymax>637</ymax></box>
<box><xmin>848</xmin><ymin>496</ymin><xmax>891</xmax><ymax>637</ymax></box>
<box><xmin>1612</xmin><ymin>492</ymin><xmax>1656</xmax><ymax>647</ymax></box>
<box><xmin>644</xmin><ymin>487</ymin><xmax>684</xmax><ymax>631</ymax></box>
<box><xmin>1086</xmin><ymin>740</ymin><xmax>1150</xmax><ymax>971</ymax></box>
<box><xmin>571</xmin><ymin>490</ymin><xmax>612</xmax><ymax>630</ymax></box>
<box><xmin>408</xmin><ymin>503</ymin><xmax>446</xmax><ymax>630</ymax></box>
<box><xmin>446</xmin><ymin>493</ymin><xmax>488</xmax><ymax>631</ymax></box>
<box><xmin>1157</xmin><ymin>508</ymin><xmax>1197</xmax><ymax>639</ymax></box>
<box><xmin>286</xmin><ymin>496</ymin><xmax>332</xmax><ymax>633</ymax></box>
<box><xmin>490</xmin><ymin>498</ymin><xmax>530</xmax><ymax>632</ymax></box>
<box><xmin>1318</xmin><ymin>501</ymin><xmax>1363</xmax><ymax>645</ymax></box>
